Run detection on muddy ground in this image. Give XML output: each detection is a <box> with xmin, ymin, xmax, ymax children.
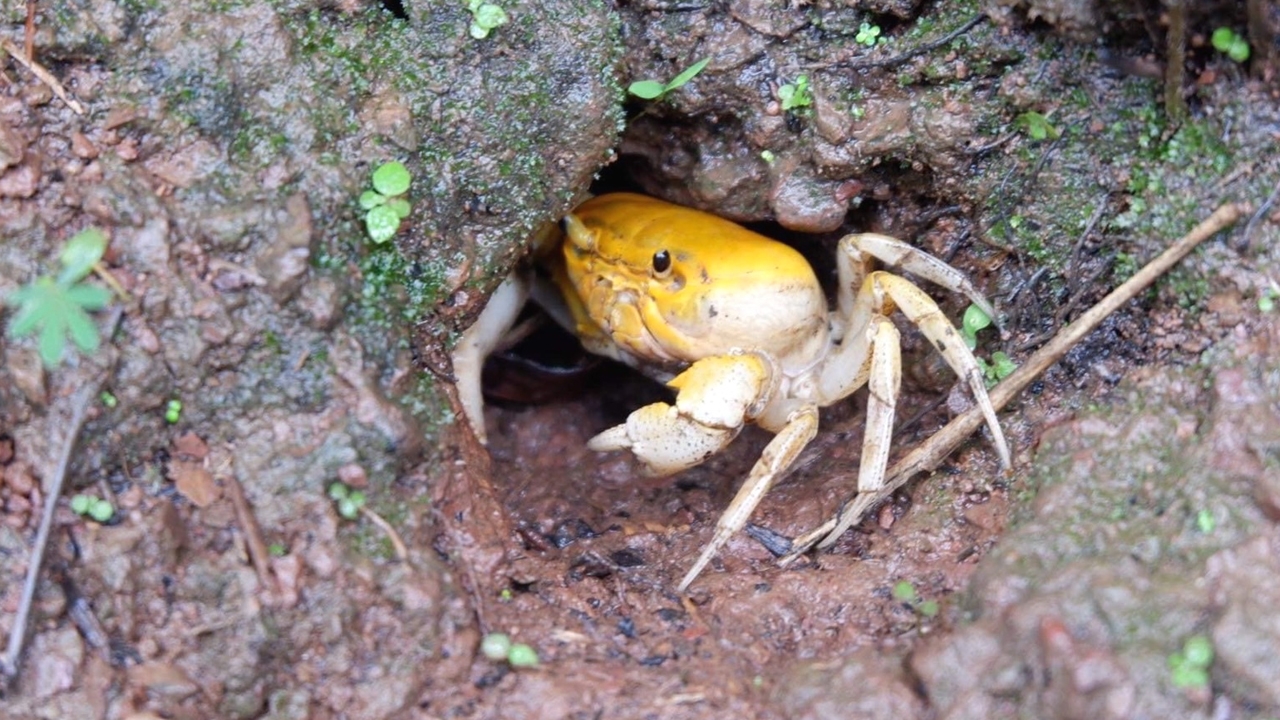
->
<box><xmin>2</xmin><ymin>0</ymin><xmax>1280</xmax><ymax>718</ymax></box>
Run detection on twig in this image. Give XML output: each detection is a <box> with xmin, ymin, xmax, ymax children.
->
<box><xmin>780</xmin><ymin>202</ymin><xmax>1250</xmax><ymax>562</ymax></box>
<box><xmin>24</xmin><ymin>0</ymin><xmax>35</xmax><ymax>61</ymax></box>
<box><xmin>1240</xmin><ymin>178</ymin><xmax>1279</xmax><ymax>251</ymax></box>
<box><xmin>1</xmin><ymin>382</ymin><xmax>98</xmax><ymax>686</ymax></box>
<box><xmin>0</xmin><ymin>37</ymin><xmax>85</xmax><ymax>115</ymax></box>
<box><xmin>359</xmin><ymin>506</ymin><xmax>409</xmax><ymax>562</ymax></box>
<box><xmin>808</xmin><ymin>14</ymin><xmax>988</xmax><ymax>71</ymax></box>
<box><xmin>224</xmin><ymin>474</ymin><xmax>280</xmax><ymax>600</ymax></box>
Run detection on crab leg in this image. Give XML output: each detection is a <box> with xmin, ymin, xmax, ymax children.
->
<box><xmin>452</xmin><ymin>273</ymin><xmax>530</xmax><ymax>445</ymax></box>
<box><xmin>817</xmin><ymin>271</ymin><xmax>1010</xmax><ymax>547</ymax></box>
<box><xmin>836</xmin><ymin>233</ymin><xmax>1000</xmax><ymax>333</ymax></box>
<box><xmin>678</xmin><ymin>399</ymin><xmax>819</xmax><ymax>592</ymax></box>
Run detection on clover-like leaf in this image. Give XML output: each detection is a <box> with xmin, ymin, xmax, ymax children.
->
<box><xmin>365</xmin><ymin>205</ymin><xmax>402</xmax><ymax>244</ymax></box>
<box><xmin>371</xmin><ymin>161</ymin><xmax>411</xmax><ymax>197</ymax></box>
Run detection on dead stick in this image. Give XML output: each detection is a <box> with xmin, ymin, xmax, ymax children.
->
<box><xmin>359</xmin><ymin>506</ymin><xmax>409</xmax><ymax>562</ymax></box>
<box><xmin>1</xmin><ymin>383</ymin><xmax>97</xmax><ymax>684</ymax></box>
<box><xmin>781</xmin><ymin>202</ymin><xmax>1250</xmax><ymax>562</ymax></box>
<box><xmin>1</xmin><ymin>37</ymin><xmax>85</xmax><ymax>115</ymax></box>
<box><xmin>225</xmin><ymin>474</ymin><xmax>280</xmax><ymax>601</ymax></box>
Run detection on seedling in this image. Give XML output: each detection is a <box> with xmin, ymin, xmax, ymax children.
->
<box><xmin>1211</xmin><ymin>27</ymin><xmax>1250</xmax><ymax>63</ymax></box>
<box><xmin>1168</xmin><ymin>635</ymin><xmax>1213</xmax><ymax>688</ymax></box>
<box><xmin>480</xmin><ymin>632</ymin><xmax>540</xmax><ymax>667</ymax></box>
<box><xmin>977</xmin><ymin>351</ymin><xmax>1018</xmax><ymax>386</ymax></box>
<box><xmin>100</xmin><ymin>391</ymin><xmax>118</xmax><ymax>408</ymax></box>
<box><xmin>328</xmin><ymin>481</ymin><xmax>367</xmax><ymax>520</ymax></box>
<box><xmin>466</xmin><ymin>0</ymin><xmax>508</xmax><ymax>39</ymax></box>
<box><xmin>960</xmin><ymin>303</ymin><xmax>993</xmax><ymax>349</ymax></box>
<box><xmin>360</xmin><ymin>161</ymin><xmax>413</xmax><ymax>244</ymax></box>
<box><xmin>70</xmin><ymin>494</ymin><xmax>114</xmax><ymax>523</ymax></box>
<box><xmin>628</xmin><ymin>57</ymin><xmax>710</xmax><ymax>101</ymax></box>
<box><xmin>164</xmin><ymin>399</ymin><xmax>183</xmax><ymax>424</ymax></box>
<box><xmin>891</xmin><ymin>580</ymin><xmax>939</xmax><ymax>618</ymax></box>
<box><xmin>1258</xmin><ymin>285</ymin><xmax>1279</xmax><ymax>313</ymax></box>
<box><xmin>5</xmin><ymin>228</ymin><xmax>114</xmax><ymax>367</ymax></box>
<box><xmin>1015</xmin><ymin>111</ymin><xmax>1060</xmax><ymax>141</ymax></box>
<box><xmin>856</xmin><ymin>22</ymin><xmax>882</xmax><ymax>47</ymax></box>
<box><xmin>760</xmin><ymin>150</ymin><xmax>776</xmax><ymax>164</ymax></box>
<box><xmin>1195</xmin><ymin>509</ymin><xmax>1215</xmax><ymax>534</ymax></box>
<box><xmin>778</xmin><ymin>75</ymin><xmax>812</xmax><ymax>112</ymax></box>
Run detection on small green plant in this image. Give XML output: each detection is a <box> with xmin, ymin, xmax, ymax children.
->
<box><xmin>1195</xmin><ymin>509</ymin><xmax>1215</xmax><ymax>534</ymax></box>
<box><xmin>1015</xmin><ymin>111</ymin><xmax>1060</xmax><ymax>141</ymax></box>
<box><xmin>628</xmin><ymin>57</ymin><xmax>710</xmax><ymax>100</ymax></box>
<box><xmin>5</xmin><ymin>228</ymin><xmax>114</xmax><ymax>367</ymax></box>
<box><xmin>1258</xmin><ymin>285</ymin><xmax>1279</xmax><ymax>313</ymax></box>
<box><xmin>977</xmin><ymin>351</ymin><xmax>1018</xmax><ymax>386</ymax></box>
<box><xmin>328</xmin><ymin>481</ymin><xmax>367</xmax><ymax>520</ymax></box>
<box><xmin>1211</xmin><ymin>27</ymin><xmax>1250</xmax><ymax>63</ymax></box>
<box><xmin>360</xmin><ymin>161</ymin><xmax>413</xmax><ymax>244</ymax></box>
<box><xmin>480</xmin><ymin>632</ymin><xmax>540</xmax><ymax>667</ymax></box>
<box><xmin>891</xmin><ymin>580</ymin><xmax>939</xmax><ymax>618</ymax></box>
<box><xmin>760</xmin><ymin>149</ymin><xmax>776</xmax><ymax>164</ymax></box>
<box><xmin>1168</xmin><ymin>635</ymin><xmax>1213</xmax><ymax>689</ymax></box>
<box><xmin>70</xmin><ymin>493</ymin><xmax>115</xmax><ymax>523</ymax></box>
<box><xmin>268</xmin><ymin>542</ymin><xmax>288</xmax><ymax>557</ymax></box>
<box><xmin>778</xmin><ymin>75</ymin><xmax>812</xmax><ymax>112</ymax></box>
<box><xmin>164</xmin><ymin>399</ymin><xmax>183</xmax><ymax>424</ymax></box>
<box><xmin>960</xmin><ymin>303</ymin><xmax>993</xmax><ymax>349</ymax></box>
<box><xmin>100</xmin><ymin>391</ymin><xmax>118</xmax><ymax>408</ymax></box>
<box><xmin>855</xmin><ymin>22</ymin><xmax>883</xmax><ymax>46</ymax></box>
<box><xmin>465</xmin><ymin>0</ymin><xmax>508</xmax><ymax>39</ymax></box>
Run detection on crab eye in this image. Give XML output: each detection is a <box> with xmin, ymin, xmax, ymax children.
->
<box><xmin>652</xmin><ymin>249</ymin><xmax>672</xmax><ymax>276</ymax></box>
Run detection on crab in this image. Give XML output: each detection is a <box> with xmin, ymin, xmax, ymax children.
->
<box><xmin>453</xmin><ymin>192</ymin><xmax>1010</xmax><ymax>591</ymax></box>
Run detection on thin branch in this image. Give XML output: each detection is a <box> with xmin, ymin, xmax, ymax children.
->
<box><xmin>808</xmin><ymin>14</ymin><xmax>988</xmax><ymax>71</ymax></box>
<box><xmin>1</xmin><ymin>382</ymin><xmax>98</xmax><ymax>686</ymax></box>
<box><xmin>1</xmin><ymin>37</ymin><xmax>85</xmax><ymax>115</ymax></box>
<box><xmin>780</xmin><ymin>202</ymin><xmax>1250</xmax><ymax>563</ymax></box>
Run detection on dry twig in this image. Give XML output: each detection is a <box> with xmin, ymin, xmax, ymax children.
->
<box><xmin>1</xmin><ymin>37</ymin><xmax>85</xmax><ymax>115</ymax></box>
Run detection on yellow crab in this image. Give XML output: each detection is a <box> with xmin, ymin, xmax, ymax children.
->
<box><xmin>454</xmin><ymin>193</ymin><xmax>1010</xmax><ymax>591</ymax></box>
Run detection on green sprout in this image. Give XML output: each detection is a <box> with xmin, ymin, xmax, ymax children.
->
<box><xmin>268</xmin><ymin>542</ymin><xmax>288</xmax><ymax>557</ymax></box>
<box><xmin>100</xmin><ymin>391</ymin><xmax>118</xmax><ymax>408</ymax></box>
<box><xmin>628</xmin><ymin>57</ymin><xmax>710</xmax><ymax>101</ymax></box>
<box><xmin>1211</xmin><ymin>27</ymin><xmax>1250</xmax><ymax>63</ymax></box>
<box><xmin>1168</xmin><ymin>635</ymin><xmax>1213</xmax><ymax>689</ymax></box>
<box><xmin>507</xmin><ymin>643</ymin><xmax>539</xmax><ymax>667</ymax></box>
<box><xmin>977</xmin><ymin>351</ymin><xmax>1018</xmax><ymax>386</ymax></box>
<box><xmin>480</xmin><ymin>632</ymin><xmax>539</xmax><ymax>667</ymax></box>
<box><xmin>855</xmin><ymin>22</ymin><xmax>881</xmax><ymax>47</ymax></box>
<box><xmin>760</xmin><ymin>149</ymin><xmax>776</xmax><ymax>164</ymax></box>
<box><xmin>778</xmin><ymin>75</ymin><xmax>812</xmax><ymax>112</ymax></box>
<box><xmin>327</xmin><ymin>481</ymin><xmax>367</xmax><ymax>520</ymax></box>
<box><xmin>1258</xmin><ymin>286</ymin><xmax>1279</xmax><ymax>313</ymax></box>
<box><xmin>960</xmin><ymin>303</ymin><xmax>993</xmax><ymax>349</ymax></box>
<box><xmin>466</xmin><ymin>0</ymin><xmax>508</xmax><ymax>39</ymax></box>
<box><xmin>70</xmin><ymin>494</ymin><xmax>115</xmax><ymax>523</ymax></box>
<box><xmin>1195</xmin><ymin>509</ymin><xmax>1216</xmax><ymax>534</ymax></box>
<box><xmin>1015</xmin><ymin>111</ymin><xmax>1060</xmax><ymax>141</ymax></box>
<box><xmin>480</xmin><ymin>632</ymin><xmax>512</xmax><ymax>660</ymax></box>
<box><xmin>4</xmin><ymin>228</ymin><xmax>113</xmax><ymax>367</ymax></box>
<box><xmin>164</xmin><ymin>399</ymin><xmax>183</xmax><ymax>424</ymax></box>
<box><xmin>360</xmin><ymin>161</ymin><xmax>413</xmax><ymax>244</ymax></box>
<box><xmin>891</xmin><ymin>580</ymin><xmax>939</xmax><ymax>618</ymax></box>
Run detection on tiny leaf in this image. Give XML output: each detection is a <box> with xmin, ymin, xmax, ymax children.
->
<box><xmin>628</xmin><ymin>80</ymin><xmax>666</xmax><ymax>99</ymax></box>
<box><xmin>386</xmin><ymin>197</ymin><xmax>412</xmax><ymax>219</ymax></box>
<box><xmin>359</xmin><ymin>190</ymin><xmax>386</xmax><ymax>209</ymax></box>
<box><xmin>473</xmin><ymin>3</ymin><xmax>508</xmax><ymax>30</ymax></box>
<box><xmin>371</xmin><ymin>161</ymin><xmax>412</xmax><ymax>197</ymax></box>
<box><xmin>58</xmin><ymin>228</ymin><xmax>108</xmax><ymax>285</ymax></box>
<box><xmin>664</xmin><ymin>57</ymin><xmax>710</xmax><ymax>92</ymax></box>
<box><xmin>366</xmin><ymin>206</ymin><xmax>402</xmax><ymax>244</ymax></box>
